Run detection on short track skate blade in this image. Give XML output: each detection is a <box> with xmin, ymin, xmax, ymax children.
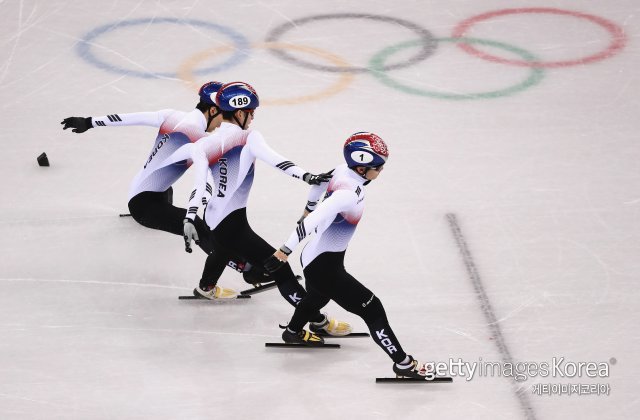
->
<box><xmin>240</xmin><ymin>282</ymin><xmax>277</xmax><ymax>296</ymax></box>
<box><xmin>265</xmin><ymin>343</ymin><xmax>340</xmax><ymax>349</ymax></box>
<box><xmin>178</xmin><ymin>294</ymin><xmax>251</xmax><ymax>300</ymax></box>
<box><xmin>315</xmin><ymin>331</ymin><xmax>370</xmax><ymax>338</ymax></box>
<box><xmin>240</xmin><ymin>275</ymin><xmax>302</xmax><ymax>296</ymax></box>
<box><xmin>376</xmin><ymin>377</ymin><xmax>453</xmax><ymax>383</ymax></box>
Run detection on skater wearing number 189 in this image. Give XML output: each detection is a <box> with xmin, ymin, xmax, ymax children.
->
<box><xmin>267</xmin><ymin>132</ymin><xmax>432</xmax><ymax>379</ymax></box>
<box><xmin>181</xmin><ymin>81</ymin><xmax>352</xmax><ymax>336</ymax></box>
<box><xmin>60</xmin><ymin>82</ymin><xmax>261</xmax><ymax>298</ymax></box>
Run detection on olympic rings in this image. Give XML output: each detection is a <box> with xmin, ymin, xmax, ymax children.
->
<box><xmin>265</xmin><ymin>13</ymin><xmax>437</xmax><ymax>73</ymax></box>
<box><xmin>369</xmin><ymin>38</ymin><xmax>545</xmax><ymax>100</ymax></box>
<box><xmin>76</xmin><ymin>17</ymin><xmax>250</xmax><ymax>79</ymax></box>
<box><xmin>76</xmin><ymin>9</ymin><xmax>627</xmax><ymax>101</ymax></box>
<box><xmin>177</xmin><ymin>43</ymin><xmax>355</xmax><ymax>105</ymax></box>
<box><xmin>452</xmin><ymin>8</ymin><xmax>627</xmax><ymax>68</ymax></box>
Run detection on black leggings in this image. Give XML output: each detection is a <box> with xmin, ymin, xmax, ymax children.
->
<box><xmin>127</xmin><ymin>189</ymin><xmax>229</xmax><ymax>282</ymax></box>
<box><xmin>208</xmin><ymin>208</ymin><xmax>322</xmax><ymax>320</ymax></box>
<box><xmin>289</xmin><ymin>251</ymin><xmax>408</xmax><ymax>363</ymax></box>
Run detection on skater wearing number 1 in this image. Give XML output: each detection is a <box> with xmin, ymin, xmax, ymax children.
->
<box><xmin>266</xmin><ymin>132</ymin><xmax>432</xmax><ymax>380</ymax></box>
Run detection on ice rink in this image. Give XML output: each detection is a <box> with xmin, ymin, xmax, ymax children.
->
<box><xmin>1</xmin><ymin>0</ymin><xmax>638</xmax><ymax>419</ymax></box>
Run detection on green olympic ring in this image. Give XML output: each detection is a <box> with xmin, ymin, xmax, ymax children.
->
<box><xmin>369</xmin><ymin>37</ymin><xmax>545</xmax><ymax>100</ymax></box>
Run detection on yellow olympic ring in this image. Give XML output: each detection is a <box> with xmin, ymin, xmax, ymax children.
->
<box><xmin>177</xmin><ymin>42</ymin><xmax>354</xmax><ymax>106</ymax></box>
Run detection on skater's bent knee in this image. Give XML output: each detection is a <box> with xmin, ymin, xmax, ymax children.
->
<box><xmin>357</xmin><ymin>295</ymin><xmax>386</xmax><ymax>322</ymax></box>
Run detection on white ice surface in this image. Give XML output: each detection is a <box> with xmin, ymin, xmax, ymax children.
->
<box><xmin>1</xmin><ymin>1</ymin><xmax>639</xmax><ymax>419</ymax></box>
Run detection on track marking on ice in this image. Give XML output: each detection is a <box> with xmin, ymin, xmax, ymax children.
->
<box><xmin>447</xmin><ymin>213</ymin><xmax>537</xmax><ymax>420</ymax></box>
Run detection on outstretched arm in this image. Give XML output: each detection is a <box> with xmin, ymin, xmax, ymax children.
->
<box><xmin>247</xmin><ymin>131</ymin><xmax>332</xmax><ymax>185</ymax></box>
<box><xmin>303</xmin><ymin>169</ymin><xmax>333</xmax><ymax>214</ymax></box>
<box><xmin>61</xmin><ymin>110</ymin><xmax>173</xmax><ymax>133</ymax></box>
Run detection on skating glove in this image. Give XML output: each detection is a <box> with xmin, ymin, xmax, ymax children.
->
<box><xmin>303</xmin><ymin>171</ymin><xmax>332</xmax><ymax>186</ymax></box>
<box><xmin>263</xmin><ymin>246</ymin><xmax>292</xmax><ymax>273</ymax></box>
<box><xmin>183</xmin><ymin>219</ymin><xmax>199</xmax><ymax>253</ymax></box>
<box><xmin>263</xmin><ymin>254</ymin><xmax>285</xmax><ymax>274</ymax></box>
<box><xmin>61</xmin><ymin>117</ymin><xmax>93</xmax><ymax>133</ymax></box>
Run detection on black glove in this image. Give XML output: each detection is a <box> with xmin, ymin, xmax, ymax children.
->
<box><xmin>242</xmin><ymin>265</ymin><xmax>271</xmax><ymax>285</ymax></box>
<box><xmin>303</xmin><ymin>171</ymin><xmax>332</xmax><ymax>186</ymax></box>
<box><xmin>263</xmin><ymin>254</ymin><xmax>285</xmax><ymax>274</ymax></box>
<box><xmin>61</xmin><ymin>117</ymin><xmax>93</xmax><ymax>133</ymax></box>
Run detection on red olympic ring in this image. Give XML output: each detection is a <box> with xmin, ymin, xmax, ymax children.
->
<box><xmin>452</xmin><ymin>8</ymin><xmax>627</xmax><ymax>68</ymax></box>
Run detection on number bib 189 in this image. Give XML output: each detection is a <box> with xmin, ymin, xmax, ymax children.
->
<box><xmin>230</xmin><ymin>95</ymin><xmax>251</xmax><ymax>108</ymax></box>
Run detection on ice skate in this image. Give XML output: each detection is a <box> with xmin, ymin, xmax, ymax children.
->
<box><xmin>392</xmin><ymin>355</ymin><xmax>433</xmax><ymax>380</ymax></box>
<box><xmin>193</xmin><ymin>285</ymin><xmax>238</xmax><ymax>299</ymax></box>
<box><xmin>309</xmin><ymin>313</ymin><xmax>353</xmax><ymax>337</ymax></box>
<box><xmin>240</xmin><ymin>273</ymin><xmax>302</xmax><ymax>296</ymax></box>
<box><xmin>281</xmin><ymin>328</ymin><xmax>325</xmax><ymax>346</ymax></box>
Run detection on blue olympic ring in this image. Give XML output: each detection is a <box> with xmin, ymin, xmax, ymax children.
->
<box><xmin>76</xmin><ymin>17</ymin><xmax>250</xmax><ymax>79</ymax></box>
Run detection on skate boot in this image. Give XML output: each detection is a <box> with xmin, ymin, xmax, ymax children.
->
<box><xmin>282</xmin><ymin>328</ymin><xmax>325</xmax><ymax>346</ymax></box>
<box><xmin>193</xmin><ymin>285</ymin><xmax>238</xmax><ymax>299</ymax></box>
<box><xmin>392</xmin><ymin>355</ymin><xmax>433</xmax><ymax>380</ymax></box>
<box><xmin>309</xmin><ymin>313</ymin><xmax>352</xmax><ymax>337</ymax></box>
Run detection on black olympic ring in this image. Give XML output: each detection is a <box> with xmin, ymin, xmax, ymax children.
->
<box><xmin>264</xmin><ymin>13</ymin><xmax>437</xmax><ymax>73</ymax></box>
